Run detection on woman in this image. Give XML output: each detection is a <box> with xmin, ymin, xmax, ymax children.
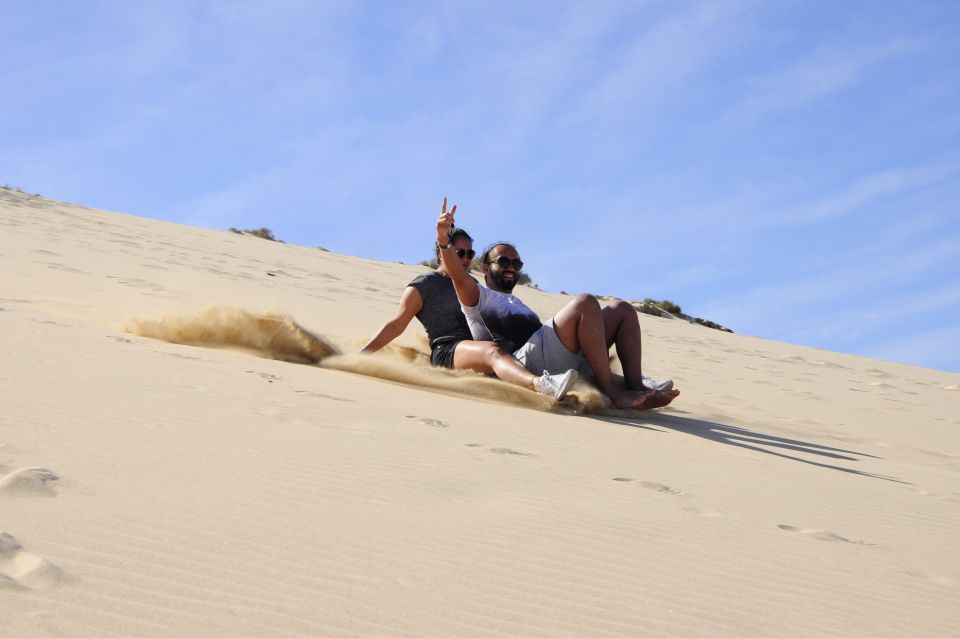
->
<box><xmin>360</xmin><ymin>200</ymin><xmax>576</xmax><ymax>399</ymax></box>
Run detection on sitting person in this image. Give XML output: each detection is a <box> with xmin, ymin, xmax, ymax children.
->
<box><xmin>436</xmin><ymin>199</ymin><xmax>679</xmax><ymax>411</ymax></box>
<box><xmin>360</xmin><ymin>218</ymin><xmax>577</xmax><ymax>400</ymax></box>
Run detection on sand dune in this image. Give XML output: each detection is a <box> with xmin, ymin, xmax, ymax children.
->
<box><xmin>2</xmin><ymin>187</ymin><xmax>959</xmax><ymax>636</ymax></box>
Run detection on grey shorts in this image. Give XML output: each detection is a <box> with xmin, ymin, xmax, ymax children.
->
<box><xmin>513</xmin><ymin>320</ymin><xmax>583</xmax><ymax>376</ymax></box>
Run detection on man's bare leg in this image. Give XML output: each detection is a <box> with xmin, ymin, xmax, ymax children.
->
<box><xmin>601</xmin><ymin>300</ymin><xmax>679</xmax><ymax>408</ymax></box>
<box><xmin>552</xmin><ymin>295</ymin><xmax>678</xmax><ymax>409</ymax></box>
<box><xmin>601</xmin><ymin>300</ymin><xmax>644</xmax><ymax>391</ymax></box>
<box><xmin>551</xmin><ymin>295</ymin><xmax>655</xmax><ymax>409</ymax></box>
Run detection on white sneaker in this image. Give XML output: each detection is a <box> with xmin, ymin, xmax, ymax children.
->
<box><xmin>536</xmin><ymin>369</ymin><xmax>578</xmax><ymax>400</ymax></box>
<box><xmin>642</xmin><ymin>375</ymin><xmax>673</xmax><ymax>392</ymax></box>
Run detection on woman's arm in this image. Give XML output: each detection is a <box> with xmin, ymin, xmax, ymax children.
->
<box><xmin>436</xmin><ymin>198</ymin><xmax>481</xmax><ymax>307</ymax></box>
<box><xmin>359</xmin><ymin>286</ymin><xmax>423</xmax><ymax>353</ymax></box>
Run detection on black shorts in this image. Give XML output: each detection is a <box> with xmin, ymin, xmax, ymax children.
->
<box><xmin>430</xmin><ymin>339</ymin><xmax>465</xmax><ymax>368</ymax></box>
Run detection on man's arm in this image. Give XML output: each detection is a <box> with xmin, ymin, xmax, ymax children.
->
<box><xmin>359</xmin><ymin>286</ymin><xmax>423</xmax><ymax>353</ymax></box>
<box><xmin>436</xmin><ymin>197</ymin><xmax>481</xmax><ymax>307</ymax></box>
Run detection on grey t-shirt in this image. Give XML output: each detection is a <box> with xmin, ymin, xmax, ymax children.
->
<box><xmin>408</xmin><ymin>271</ymin><xmax>473</xmax><ymax>349</ymax></box>
<box><xmin>461</xmin><ymin>286</ymin><xmax>542</xmax><ymax>354</ymax></box>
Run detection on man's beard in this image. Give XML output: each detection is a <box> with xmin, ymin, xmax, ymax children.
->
<box><xmin>490</xmin><ymin>268</ymin><xmax>518</xmax><ymax>292</ymax></box>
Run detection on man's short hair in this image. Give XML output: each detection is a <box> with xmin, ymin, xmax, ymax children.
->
<box><xmin>481</xmin><ymin>241</ymin><xmax>517</xmax><ymax>265</ymax></box>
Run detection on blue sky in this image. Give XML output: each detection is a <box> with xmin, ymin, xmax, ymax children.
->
<box><xmin>3</xmin><ymin>1</ymin><xmax>959</xmax><ymax>372</ymax></box>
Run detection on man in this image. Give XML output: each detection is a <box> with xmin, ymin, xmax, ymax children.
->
<box><xmin>437</xmin><ymin>200</ymin><xmax>678</xmax><ymax>410</ymax></box>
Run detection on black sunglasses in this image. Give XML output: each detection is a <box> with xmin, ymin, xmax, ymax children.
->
<box><xmin>489</xmin><ymin>256</ymin><xmax>524</xmax><ymax>270</ymax></box>
<box><xmin>455</xmin><ymin>248</ymin><xmax>476</xmax><ymax>259</ymax></box>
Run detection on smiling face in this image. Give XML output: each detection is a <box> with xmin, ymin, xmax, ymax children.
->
<box><xmin>483</xmin><ymin>244</ymin><xmax>523</xmax><ymax>292</ymax></box>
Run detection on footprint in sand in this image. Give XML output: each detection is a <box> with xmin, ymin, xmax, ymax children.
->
<box><xmin>463</xmin><ymin>443</ymin><xmax>535</xmax><ymax>456</ymax></box>
<box><xmin>777</xmin><ymin>524</ymin><xmax>876</xmax><ymax>546</ymax></box>
<box><xmin>36</xmin><ymin>261</ymin><xmax>84</xmax><ymax>274</ymax></box>
<box><xmin>0</xmin><ymin>467</ymin><xmax>59</xmax><ymax>497</ymax></box>
<box><xmin>295</xmin><ymin>390</ymin><xmax>352</xmax><ymax>402</ymax></box>
<box><xmin>0</xmin><ymin>532</ymin><xmax>65</xmax><ymax>589</ymax></box>
<box><xmin>30</xmin><ymin>319</ymin><xmax>70</xmax><ymax>328</ymax></box>
<box><xmin>613</xmin><ymin>479</ymin><xmax>723</xmax><ymax>515</ymax></box>
<box><xmin>641</xmin><ymin>481</ymin><xmax>683</xmax><ymax>495</ymax></box>
<box><xmin>681</xmin><ymin>505</ymin><xmax>724</xmax><ymax>518</ymax></box>
<box><xmin>913</xmin><ymin>488</ymin><xmax>960</xmax><ymax>504</ymax></box>
<box><xmin>488</xmin><ymin>447</ymin><xmax>535</xmax><ymax>457</ymax></box>
<box><xmin>813</xmin><ymin>360</ymin><xmax>848</xmax><ymax>370</ymax></box>
<box><xmin>613</xmin><ymin>478</ymin><xmax>684</xmax><ymax>495</ymax></box>
<box><xmin>160</xmin><ymin>351</ymin><xmax>205</xmax><ymax>361</ymax></box>
<box><xmin>245</xmin><ymin>370</ymin><xmax>280</xmax><ymax>382</ymax></box>
<box><xmin>905</xmin><ymin>570</ymin><xmax>957</xmax><ymax>587</ymax></box>
<box><xmin>405</xmin><ymin>416</ymin><xmax>449</xmax><ymax>428</ymax></box>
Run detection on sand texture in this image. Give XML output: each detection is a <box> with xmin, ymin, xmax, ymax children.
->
<box><xmin>2</xmin><ymin>188</ymin><xmax>959</xmax><ymax>637</ymax></box>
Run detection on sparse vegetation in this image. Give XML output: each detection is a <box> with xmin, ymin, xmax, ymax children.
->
<box><xmin>1</xmin><ymin>184</ymin><xmax>40</xmax><ymax>197</ymax></box>
<box><xmin>642</xmin><ymin>298</ymin><xmax>682</xmax><ymax>315</ymax></box>
<box><xmin>632</xmin><ymin>297</ymin><xmax>732</xmax><ymax>333</ymax></box>
<box><xmin>228</xmin><ymin>227</ymin><xmax>285</xmax><ymax>243</ymax></box>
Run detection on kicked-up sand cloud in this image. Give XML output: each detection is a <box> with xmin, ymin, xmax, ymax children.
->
<box><xmin>125</xmin><ymin>306</ymin><xmax>611</xmax><ymax>414</ymax></box>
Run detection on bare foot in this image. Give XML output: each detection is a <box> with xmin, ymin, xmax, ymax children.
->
<box><xmin>608</xmin><ymin>388</ymin><xmax>655</xmax><ymax>410</ymax></box>
<box><xmin>636</xmin><ymin>389</ymin><xmax>679</xmax><ymax>410</ymax></box>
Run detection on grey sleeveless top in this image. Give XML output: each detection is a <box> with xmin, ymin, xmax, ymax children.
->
<box><xmin>408</xmin><ymin>271</ymin><xmax>473</xmax><ymax>349</ymax></box>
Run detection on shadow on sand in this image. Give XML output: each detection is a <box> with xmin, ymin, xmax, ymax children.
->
<box><xmin>592</xmin><ymin>410</ymin><xmax>909</xmax><ymax>484</ymax></box>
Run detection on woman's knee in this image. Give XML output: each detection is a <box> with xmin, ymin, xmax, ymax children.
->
<box><xmin>479</xmin><ymin>342</ymin><xmax>507</xmax><ymax>365</ymax></box>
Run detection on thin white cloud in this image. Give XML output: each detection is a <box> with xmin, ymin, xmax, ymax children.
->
<box><xmin>766</xmin><ymin>163</ymin><xmax>958</xmax><ymax>225</ymax></box>
<box><xmin>566</xmin><ymin>0</ymin><xmax>759</xmax><ymax>129</ymax></box>
<box><xmin>736</xmin><ymin>39</ymin><xmax>916</xmax><ymax>116</ymax></box>
<box><xmin>694</xmin><ymin>234</ymin><xmax>960</xmax><ymax>340</ymax></box>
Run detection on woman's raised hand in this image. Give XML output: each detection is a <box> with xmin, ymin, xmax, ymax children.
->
<box><xmin>436</xmin><ymin>196</ymin><xmax>457</xmax><ymax>244</ymax></box>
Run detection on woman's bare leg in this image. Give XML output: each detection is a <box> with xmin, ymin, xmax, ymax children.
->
<box><xmin>452</xmin><ymin>341</ymin><xmax>537</xmax><ymax>391</ymax></box>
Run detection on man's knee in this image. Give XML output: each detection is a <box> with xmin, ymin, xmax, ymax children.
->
<box><xmin>605</xmin><ymin>299</ymin><xmax>641</xmax><ymax>334</ymax></box>
<box><xmin>608</xmin><ymin>299</ymin><xmax>636</xmax><ymax>319</ymax></box>
<box><xmin>570</xmin><ymin>293</ymin><xmax>601</xmax><ymax>313</ymax></box>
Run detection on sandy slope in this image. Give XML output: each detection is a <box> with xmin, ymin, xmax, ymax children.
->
<box><xmin>1</xmin><ymin>188</ymin><xmax>958</xmax><ymax>637</ymax></box>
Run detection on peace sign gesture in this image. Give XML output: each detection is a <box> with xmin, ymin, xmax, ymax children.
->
<box><xmin>436</xmin><ymin>196</ymin><xmax>457</xmax><ymax>245</ymax></box>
